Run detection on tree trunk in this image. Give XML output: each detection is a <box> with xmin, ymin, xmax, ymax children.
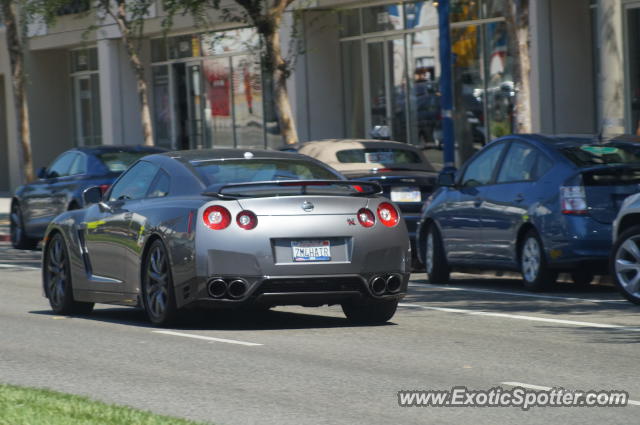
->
<box><xmin>264</xmin><ymin>12</ymin><xmax>299</xmax><ymax>145</ymax></box>
<box><xmin>1</xmin><ymin>0</ymin><xmax>34</xmax><ymax>183</ymax></box>
<box><xmin>505</xmin><ymin>0</ymin><xmax>532</xmax><ymax>134</ymax></box>
<box><xmin>111</xmin><ymin>4</ymin><xmax>154</xmax><ymax>146</ymax></box>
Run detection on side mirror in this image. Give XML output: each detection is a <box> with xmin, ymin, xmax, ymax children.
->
<box><xmin>83</xmin><ymin>186</ymin><xmax>103</xmax><ymax>206</ymax></box>
<box><xmin>37</xmin><ymin>167</ymin><xmax>48</xmax><ymax>179</ymax></box>
<box><xmin>437</xmin><ymin>170</ymin><xmax>456</xmax><ymax>187</ymax></box>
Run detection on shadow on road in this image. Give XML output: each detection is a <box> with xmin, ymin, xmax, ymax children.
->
<box><xmin>29</xmin><ymin>307</ymin><xmax>396</xmax><ymax>331</ymax></box>
<box><xmin>405</xmin><ymin>275</ymin><xmax>640</xmax><ymax>319</ymax></box>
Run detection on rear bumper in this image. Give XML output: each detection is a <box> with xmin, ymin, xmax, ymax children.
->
<box><xmin>176</xmin><ymin>273</ymin><xmax>409</xmax><ymax>308</ymax></box>
<box><xmin>546</xmin><ymin>217</ymin><xmax>612</xmax><ymax>272</ymax></box>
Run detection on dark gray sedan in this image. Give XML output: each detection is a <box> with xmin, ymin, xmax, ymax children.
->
<box><xmin>10</xmin><ymin>145</ymin><xmax>165</xmax><ymax>249</ymax></box>
<box><xmin>42</xmin><ymin>149</ymin><xmax>410</xmax><ymax>326</ymax></box>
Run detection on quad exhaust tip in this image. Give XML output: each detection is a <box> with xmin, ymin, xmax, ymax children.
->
<box><xmin>369</xmin><ymin>274</ymin><xmax>403</xmax><ymax>296</ymax></box>
<box><xmin>228</xmin><ymin>279</ymin><xmax>248</xmax><ymax>299</ymax></box>
<box><xmin>207</xmin><ymin>279</ymin><xmax>227</xmax><ymax>298</ymax></box>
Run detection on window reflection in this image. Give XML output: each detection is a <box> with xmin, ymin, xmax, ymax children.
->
<box><xmin>452</xmin><ymin>24</ymin><xmax>485</xmax><ymax>162</ymax></box>
<box><xmin>362</xmin><ymin>4</ymin><xmax>404</xmax><ymax>33</ymax></box>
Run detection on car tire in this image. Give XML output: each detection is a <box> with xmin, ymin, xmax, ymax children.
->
<box><xmin>10</xmin><ymin>203</ymin><xmax>39</xmax><ymax>250</ymax></box>
<box><xmin>611</xmin><ymin>225</ymin><xmax>640</xmax><ymax>304</ymax></box>
<box><xmin>425</xmin><ymin>223</ymin><xmax>450</xmax><ymax>284</ymax></box>
<box><xmin>342</xmin><ymin>298</ymin><xmax>398</xmax><ymax>325</ymax></box>
<box><xmin>44</xmin><ymin>233</ymin><xmax>95</xmax><ymax>315</ymax></box>
<box><xmin>571</xmin><ymin>270</ymin><xmax>594</xmax><ymax>287</ymax></box>
<box><xmin>519</xmin><ymin>230</ymin><xmax>557</xmax><ymax>291</ymax></box>
<box><xmin>142</xmin><ymin>239</ymin><xmax>179</xmax><ymax>326</ymax></box>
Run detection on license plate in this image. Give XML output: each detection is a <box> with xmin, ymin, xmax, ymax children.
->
<box><xmin>390</xmin><ymin>186</ymin><xmax>421</xmax><ymax>203</ymax></box>
<box><xmin>292</xmin><ymin>240</ymin><xmax>331</xmax><ymax>262</ymax></box>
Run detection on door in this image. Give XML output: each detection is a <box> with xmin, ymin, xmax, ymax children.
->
<box><xmin>483</xmin><ymin>143</ymin><xmax>553</xmax><ymax>262</ymax></box>
<box><xmin>366</xmin><ymin>37</ymin><xmax>408</xmax><ymax>143</ymax></box>
<box><xmin>439</xmin><ymin>142</ymin><xmax>507</xmax><ymax>261</ymax></box>
<box><xmin>84</xmin><ymin>161</ymin><xmax>160</xmax><ymax>286</ymax></box>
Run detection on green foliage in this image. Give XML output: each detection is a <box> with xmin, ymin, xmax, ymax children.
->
<box><xmin>0</xmin><ymin>383</ymin><xmax>212</xmax><ymax>425</ymax></box>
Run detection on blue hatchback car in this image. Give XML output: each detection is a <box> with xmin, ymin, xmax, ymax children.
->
<box><xmin>416</xmin><ymin>134</ymin><xmax>640</xmax><ymax>290</ymax></box>
<box><xmin>11</xmin><ymin>145</ymin><xmax>165</xmax><ymax>249</ymax></box>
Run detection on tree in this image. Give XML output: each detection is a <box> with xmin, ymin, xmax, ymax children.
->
<box><xmin>36</xmin><ymin>0</ymin><xmax>155</xmax><ymax>146</ymax></box>
<box><xmin>164</xmin><ymin>0</ymin><xmax>300</xmax><ymax>145</ymax></box>
<box><xmin>503</xmin><ymin>0</ymin><xmax>531</xmax><ymax>133</ymax></box>
<box><xmin>1</xmin><ymin>0</ymin><xmax>35</xmax><ymax>183</ymax></box>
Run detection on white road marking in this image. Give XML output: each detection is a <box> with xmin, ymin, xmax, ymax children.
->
<box><xmin>398</xmin><ymin>303</ymin><xmax>640</xmax><ymax>332</ymax></box>
<box><xmin>152</xmin><ymin>330</ymin><xmax>263</xmax><ymax>347</ymax></box>
<box><xmin>501</xmin><ymin>382</ymin><xmax>640</xmax><ymax>406</ymax></box>
<box><xmin>409</xmin><ymin>282</ymin><xmax>627</xmax><ymax>304</ymax></box>
<box><xmin>0</xmin><ymin>263</ymin><xmax>40</xmax><ymax>271</ymax></box>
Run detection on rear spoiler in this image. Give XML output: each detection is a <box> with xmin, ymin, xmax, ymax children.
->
<box><xmin>202</xmin><ymin>180</ymin><xmax>383</xmax><ymax>199</ymax></box>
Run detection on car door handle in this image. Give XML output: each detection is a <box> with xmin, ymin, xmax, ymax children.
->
<box><xmin>514</xmin><ymin>194</ymin><xmax>525</xmax><ymax>203</ymax></box>
<box><xmin>474</xmin><ymin>198</ymin><xmax>483</xmax><ymax>207</ymax></box>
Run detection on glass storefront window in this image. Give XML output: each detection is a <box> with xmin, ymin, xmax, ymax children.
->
<box><xmin>70</xmin><ymin>48</ymin><xmax>98</xmax><ymax>73</ymax></box>
<box><xmin>451</xmin><ymin>0</ymin><xmax>480</xmax><ymax>23</ymax></box>
<box><xmin>628</xmin><ymin>8</ymin><xmax>640</xmax><ymax>135</ymax></box>
<box><xmin>362</xmin><ymin>4</ymin><xmax>404</xmax><ymax>33</ymax></box>
<box><xmin>407</xmin><ymin>29</ymin><xmax>441</xmax><ymax>147</ymax></box>
<box><xmin>152</xmin><ymin>66</ymin><xmax>172</xmax><ymax>149</ymax></box>
<box><xmin>151</xmin><ymin>39</ymin><xmax>167</xmax><ymax>62</ymax></box>
<box><xmin>341</xmin><ymin>40</ymin><xmax>364</xmax><ymax>138</ymax></box>
<box><xmin>483</xmin><ymin>0</ymin><xmax>507</xmax><ymax>19</ymax></box>
<box><xmin>405</xmin><ymin>1</ymin><xmax>438</xmax><ymax>29</ymax></box>
<box><xmin>203</xmin><ymin>58</ymin><xmax>234</xmax><ymax>147</ymax></box>
<box><xmin>72</xmin><ymin>73</ymin><xmax>101</xmax><ymax>146</ymax></box>
<box><xmin>483</xmin><ymin>21</ymin><xmax>514</xmax><ymax>139</ymax></box>
<box><xmin>339</xmin><ymin>9</ymin><xmax>361</xmax><ymax>37</ymax></box>
<box><xmin>168</xmin><ymin>35</ymin><xmax>195</xmax><ymax>59</ymax></box>
<box><xmin>452</xmin><ymin>24</ymin><xmax>485</xmax><ymax>162</ymax></box>
<box><xmin>201</xmin><ymin>28</ymin><xmax>259</xmax><ymax>56</ymax></box>
<box><xmin>232</xmin><ymin>55</ymin><xmax>265</xmax><ymax>148</ymax></box>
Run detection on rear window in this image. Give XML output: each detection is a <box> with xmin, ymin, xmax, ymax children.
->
<box><xmin>194</xmin><ymin>159</ymin><xmax>339</xmax><ymax>186</ymax></box>
<box><xmin>98</xmin><ymin>152</ymin><xmax>155</xmax><ymax>173</ymax></box>
<box><xmin>336</xmin><ymin>148</ymin><xmax>423</xmax><ymax>165</ymax></box>
<box><xmin>560</xmin><ymin>144</ymin><xmax>640</xmax><ymax>167</ymax></box>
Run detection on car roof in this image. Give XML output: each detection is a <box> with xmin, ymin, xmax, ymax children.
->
<box><xmin>73</xmin><ymin>145</ymin><xmax>167</xmax><ymax>155</ymax></box>
<box><xmin>162</xmin><ymin>148</ymin><xmax>317</xmax><ymax>164</ymax></box>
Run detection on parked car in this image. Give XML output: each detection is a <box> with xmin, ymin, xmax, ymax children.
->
<box><xmin>611</xmin><ymin>189</ymin><xmax>640</xmax><ymax>304</ymax></box>
<box><xmin>292</xmin><ymin>139</ymin><xmax>438</xmax><ymax>261</ymax></box>
<box><xmin>10</xmin><ymin>145</ymin><xmax>166</xmax><ymax>249</ymax></box>
<box><xmin>42</xmin><ymin>149</ymin><xmax>410</xmax><ymax>326</ymax></box>
<box><xmin>417</xmin><ymin>134</ymin><xmax>640</xmax><ymax>291</ymax></box>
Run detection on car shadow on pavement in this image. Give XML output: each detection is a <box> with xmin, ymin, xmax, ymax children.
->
<box><xmin>29</xmin><ymin>307</ymin><xmax>397</xmax><ymax>331</ymax></box>
<box><xmin>406</xmin><ymin>275</ymin><xmax>640</xmax><ymax>319</ymax></box>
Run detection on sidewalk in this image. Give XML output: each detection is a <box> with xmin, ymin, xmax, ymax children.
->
<box><xmin>0</xmin><ymin>197</ymin><xmax>10</xmax><ymax>242</ymax></box>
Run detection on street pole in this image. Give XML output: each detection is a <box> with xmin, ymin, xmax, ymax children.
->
<box><xmin>437</xmin><ymin>0</ymin><xmax>456</xmax><ymax>172</ymax></box>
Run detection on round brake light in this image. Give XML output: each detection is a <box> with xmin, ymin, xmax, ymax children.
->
<box><xmin>236</xmin><ymin>210</ymin><xmax>258</xmax><ymax>230</ymax></box>
<box><xmin>357</xmin><ymin>208</ymin><xmax>375</xmax><ymax>228</ymax></box>
<box><xmin>377</xmin><ymin>202</ymin><xmax>399</xmax><ymax>227</ymax></box>
<box><xmin>203</xmin><ymin>205</ymin><xmax>231</xmax><ymax>230</ymax></box>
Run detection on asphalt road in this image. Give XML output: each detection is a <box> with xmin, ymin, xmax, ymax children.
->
<box><xmin>1</xmin><ymin>242</ymin><xmax>639</xmax><ymax>425</ymax></box>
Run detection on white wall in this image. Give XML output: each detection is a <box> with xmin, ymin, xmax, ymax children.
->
<box><xmin>295</xmin><ymin>9</ymin><xmax>344</xmax><ymax>141</ymax></box>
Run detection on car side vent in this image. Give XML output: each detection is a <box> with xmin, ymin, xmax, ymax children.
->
<box><xmin>183</xmin><ymin>285</ymin><xmax>191</xmax><ymax>300</ymax></box>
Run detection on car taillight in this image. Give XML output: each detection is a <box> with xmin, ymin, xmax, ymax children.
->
<box><xmin>236</xmin><ymin>210</ymin><xmax>258</xmax><ymax>230</ymax></box>
<box><xmin>203</xmin><ymin>205</ymin><xmax>231</xmax><ymax>230</ymax></box>
<box><xmin>560</xmin><ymin>186</ymin><xmax>588</xmax><ymax>215</ymax></box>
<box><xmin>377</xmin><ymin>202</ymin><xmax>399</xmax><ymax>227</ymax></box>
<box><xmin>357</xmin><ymin>208</ymin><xmax>375</xmax><ymax>228</ymax></box>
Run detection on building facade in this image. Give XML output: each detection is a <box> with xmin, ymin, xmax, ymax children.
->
<box><xmin>0</xmin><ymin>0</ymin><xmax>637</xmax><ymax>192</ymax></box>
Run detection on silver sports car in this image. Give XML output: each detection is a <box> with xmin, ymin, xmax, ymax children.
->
<box><xmin>42</xmin><ymin>149</ymin><xmax>411</xmax><ymax>326</ymax></box>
